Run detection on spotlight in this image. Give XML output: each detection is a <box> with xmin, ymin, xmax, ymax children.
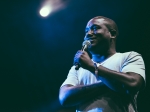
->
<box><xmin>39</xmin><ymin>6</ymin><xmax>52</xmax><ymax>17</ymax></box>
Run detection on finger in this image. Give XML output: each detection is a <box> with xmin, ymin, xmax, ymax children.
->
<box><xmin>73</xmin><ymin>57</ymin><xmax>81</xmax><ymax>65</ymax></box>
<box><xmin>75</xmin><ymin>51</ymin><xmax>83</xmax><ymax>57</ymax></box>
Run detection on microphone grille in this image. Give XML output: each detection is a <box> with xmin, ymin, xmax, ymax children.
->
<box><xmin>82</xmin><ymin>40</ymin><xmax>91</xmax><ymax>46</ymax></box>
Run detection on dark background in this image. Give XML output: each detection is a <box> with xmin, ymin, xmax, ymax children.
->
<box><xmin>0</xmin><ymin>0</ymin><xmax>150</xmax><ymax>112</ymax></box>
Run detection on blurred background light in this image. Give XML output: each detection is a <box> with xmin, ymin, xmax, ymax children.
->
<box><xmin>40</xmin><ymin>5</ymin><xmax>52</xmax><ymax>17</ymax></box>
<box><xmin>39</xmin><ymin>0</ymin><xmax>68</xmax><ymax>17</ymax></box>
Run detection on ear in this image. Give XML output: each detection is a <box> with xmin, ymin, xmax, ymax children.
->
<box><xmin>109</xmin><ymin>30</ymin><xmax>117</xmax><ymax>39</ymax></box>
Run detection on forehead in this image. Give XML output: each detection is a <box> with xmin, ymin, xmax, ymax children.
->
<box><xmin>86</xmin><ymin>18</ymin><xmax>106</xmax><ymax>28</ymax></box>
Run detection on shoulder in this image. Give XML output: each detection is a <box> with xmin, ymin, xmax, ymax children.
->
<box><xmin>114</xmin><ymin>51</ymin><xmax>144</xmax><ymax>67</ymax></box>
<box><xmin>121</xmin><ymin>51</ymin><xmax>141</xmax><ymax>56</ymax></box>
<box><xmin>119</xmin><ymin>51</ymin><xmax>145</xmax><ymax>68</ymax></box>
<box><xmin>118</xmin><ymin>51</ymin><xmax>142</xmax><ymax>60</ymax></box>
<box><xmin>120</xmin><ymin>51</ymin><xmax>146</xmax><ymax>81</ymax></box>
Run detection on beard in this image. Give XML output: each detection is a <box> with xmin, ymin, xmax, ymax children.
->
<box><xmin>88</xmin><ymin>40</ymin><xmax>110</xmax><ymax>55</ymax></box>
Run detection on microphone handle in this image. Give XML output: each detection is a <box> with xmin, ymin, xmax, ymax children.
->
<box><xmin>75</xmin><ymin>45</ymin><xmax>87</xmax><ymax>70</ymax></box>
<box><xmin>75</xmin><ymin>64</ymin><xmax>80</xmax><ymax>70</ymax></box>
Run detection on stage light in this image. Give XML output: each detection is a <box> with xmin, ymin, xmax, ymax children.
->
<box><xmin>39</xmin><ymin>0</ymin><xmax>68</xmax><ymax>18</ymax></box>
<box><xmin>39</xmin><ymin>6</ymin><xmax>52</xmax><ymax>17</ymax></box>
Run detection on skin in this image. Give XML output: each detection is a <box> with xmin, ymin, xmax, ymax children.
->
<box><xmin>59</xmin><ymin>18</ymin><xmax>144</xmax><ymax>107</ymax></box>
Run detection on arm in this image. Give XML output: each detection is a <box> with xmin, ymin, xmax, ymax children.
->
<box><xmin>59</xmin><ymin>82</ymin><xmax>108</xmax><ymax>107</ymax></box>
<box><xmin>89</xmin><ymin>65</ymin><xmax>144</xmax><ymax>94</ymax></box>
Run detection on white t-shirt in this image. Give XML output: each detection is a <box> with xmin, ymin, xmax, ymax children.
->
<box><xmin>61</xmin><ymin>51</ymin><xmax>145</xmax><ymax>112</ymax></box>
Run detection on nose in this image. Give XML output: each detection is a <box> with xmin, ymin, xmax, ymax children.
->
<box><xmin>87</xmin><ymin>29</ymin><xmax>94</xmax><ymax>35</ymax></box>
<box><xmin>84</xmin><ymin>30</ymin><xmax>93</xmax><ymax>40</ymax></box>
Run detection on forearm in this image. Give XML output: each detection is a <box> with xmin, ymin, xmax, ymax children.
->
<box><xmin>59</xmin><ymin>82</ymin><xmax>108</xmax><ymax>107</ymax></box>
<box><xmin>88</xmin><ymin>64</ymin><xmax>143</xmax><ymax>94</ymax></box>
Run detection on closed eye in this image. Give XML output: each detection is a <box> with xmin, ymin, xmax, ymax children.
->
<box><xmin>92</xmin><ymin>25</ymin><xmax>101</xmax><ymax>30</ymax></box>
<box><xmin>85</xmin><ymin>24</ymin><xmax>101</xmax><ymax>33</ymax></box>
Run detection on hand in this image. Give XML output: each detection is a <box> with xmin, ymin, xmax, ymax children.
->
<box><xmin>74</xmin><ymin>50</ymin><xmax>93</xmax><ymax>70</ymax></box>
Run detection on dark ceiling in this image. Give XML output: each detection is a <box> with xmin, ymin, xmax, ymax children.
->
<box><xmin>0</xmin><ymin>0</ymin><xmax>150</xmax><ymax>112</ymax></box>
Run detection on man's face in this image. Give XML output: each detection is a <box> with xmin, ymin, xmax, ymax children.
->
<box><xmin>84</xmin><ymin>18</ymin><xmax>111</xmax><ymax>53</ymax></box>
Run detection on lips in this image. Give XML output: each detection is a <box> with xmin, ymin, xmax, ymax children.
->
<box><xmin>84</xmin><ymin>36</ymin><xmax>97</xmax><ymax>44</ymax></box>
<box><xmin>88</xmin><ymin>39</ymin><xmax>96</xmax><ymax>45</ymax></box>
<box><xmin>89</xmin><ymin>38</ymin><xmax>96</xmax><ymax>42</ymax></box>
<box><xmin>89</xmin><ymin>40</ymin><xmax>94</xmax><ymax>43</ymax></box>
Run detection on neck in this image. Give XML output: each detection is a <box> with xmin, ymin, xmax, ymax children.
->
<box><xmin>92</xmin><ymin>49</ymin><xmax>116</xmax><ymax>63</ymax></box>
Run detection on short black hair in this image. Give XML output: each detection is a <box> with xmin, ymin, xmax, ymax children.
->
<box><xmin>93</xmin><ymin>16</ymin><xmax>119</xmax><ymax>37</ymax></box>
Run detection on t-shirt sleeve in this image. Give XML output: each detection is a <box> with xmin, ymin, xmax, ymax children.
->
<box><xmin>121</xmin><ymin>51</ymin><xmax>145</xmax><ymax>81</ymax></box>
<box><xmin>60</xmin><ymin>66</ymin><xmax>79</xmax><ymax>88</ymax></box>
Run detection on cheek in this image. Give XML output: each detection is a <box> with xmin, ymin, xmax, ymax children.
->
<box><xmin>95</xmin><ymin>30</ymin><xmax>102</xmax><ymax>35</ymax></box>
<box><xmin>97</xmin><ymin>32</ymin><xmax>110</xmax><ymax>40</ymax></box>
<box><xmin>95</xmin><ymin>33</ymin><xmax>107</xmax><ymax>41</ymax></box>
<box><xmin>95</xmin><ymin>30</ymin><xmax>107</xmax><ymax>36</ymax></box>
<box><xmin>97</xmin><ymin>36</ymin><xmax>110</xmax><ymax>47</ymax></box>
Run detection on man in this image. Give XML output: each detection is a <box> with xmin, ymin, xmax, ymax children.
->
<box><xmin>59</xmin><ymin>16</ymin><xmax>145</xmax><ymax>112</ymax></box>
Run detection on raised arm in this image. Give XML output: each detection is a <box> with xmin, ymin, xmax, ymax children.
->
<box><xmin>74</xmin><ymin>51</ymin><xmax>145</xmax><ymax>95</ymax></box>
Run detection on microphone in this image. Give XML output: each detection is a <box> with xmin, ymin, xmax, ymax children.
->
<box><xmin>75</xmin><ymin>40</ymin><xmax>91</xmax><ymax>70</ymax></box>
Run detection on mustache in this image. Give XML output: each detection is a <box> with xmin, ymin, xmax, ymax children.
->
<box><xmin>84</xmin><ymin>36</ymin><xmax>97</xmax><ymax>40</ymax></box>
